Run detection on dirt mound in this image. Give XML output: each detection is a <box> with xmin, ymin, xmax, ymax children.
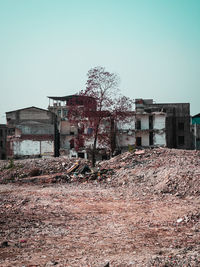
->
<box><xmin>0</xmin><ymin>148</ymin><xmax>200</xmax><ymax>198</ymax></box>
<box><xmin>99</xmin><ymin>148</ymin><xmax>200</xmax><ymax>197</ymax></box>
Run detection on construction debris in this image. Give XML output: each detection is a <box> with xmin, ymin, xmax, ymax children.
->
<box><xmin>0</xmin><ymin>148</ymin><xmax>199</xmax><ymax>266</ymax></box>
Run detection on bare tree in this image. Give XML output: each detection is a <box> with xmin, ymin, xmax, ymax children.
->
<box><xmin>68</xmin><ymin>66</ymin><xmax>133</xmax><ymax>166</ymax></box>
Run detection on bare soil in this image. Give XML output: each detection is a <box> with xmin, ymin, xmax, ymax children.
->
<box><xmin>0</xmin><ymin>148</ymin><xmax>199</xmax><ymax>266</ymax></box>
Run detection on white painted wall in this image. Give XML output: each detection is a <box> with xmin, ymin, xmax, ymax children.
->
<box><xmin>141</xmin><ymin>132</ymin><xmax>149</xmax><ymax>146</ymax></box>
<box><xmin>13</xmin><ymin>140</ymin><xmax>40</xmax><ymax>156</ymax></box>
<box><xmin>154</xmin><ymin>132</ymin><xmax>166</xmax><ymax>146</ymax></box>
<box><xmin>117</xmin><ymin>133</ymin><xmax>135</xmax><ymax>147</ymax></box>
<box><xmin>41</xmin><ymin>141</ymin><xmax>54</xmax><ymax>155</ymax></box>
<box><xmin>117</xmin><ymin>117</ymin><xmax>135</xmax><ymax>130</ymax></box>
<box><xmin>154</xmin><ymin>114</ymin><xmax>165</xmax><ymax>129</ymax></box>
<box><xmin>136</xmin><ymin>114</ymin><xmax>149</xmax><ymax>130</ymax></box>
<box><xmin>13</xmin><ymin>140</ymin><xmax>54</xmax><ymax>156</ymax></box>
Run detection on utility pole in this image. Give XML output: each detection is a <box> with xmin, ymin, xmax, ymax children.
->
<box><xmin>54</xmin><ymin>114</ymin><xmax>60</xmax><ymax>157</ymax></box>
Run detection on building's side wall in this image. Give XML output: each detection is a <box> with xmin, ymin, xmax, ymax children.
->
<box><xmin>6</xmin><ymin>107</ymin><xmax>55</xmax><ymax>125</ymax></box>
<box><xmin>13</xmin><ymin>140</ymin><xmax>40</xmax><ymax>156</ymax></box>
<box><xmin>6</xmin><ymin>107</ymin><xmax>55</xmax><ymax>158</ymax></box>
<box><xmin>154</xmin><ymin>114</ymin><xmax>165</xmax><ymax>130</ymax></box>
<box><xmin>154</xmin><ymin>132</ymin><xmax>166</xmax><ymax>146</ymax></box>
<box><xmin>144</xmin><ymin>103</ymin><xmax>191</xmax><ymax>149</ymax></box>
<box><xmin>140</xmin><ymin>132</ymin><xmax>149</xmax><ymax>146</ymax></box>
<box><xmin>12</xmin><ymin>139</ymin><xmax>54</xmax><ymax>157</ymax></box>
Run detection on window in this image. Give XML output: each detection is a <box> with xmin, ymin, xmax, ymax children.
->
<box><xmin>178</xmin><ymin>136</ymin><xmax>184</xmax><ymax>146</ymax></box>
<box><xmin>87</xmin><ymin>128</ymin><xmax>93</xmax><ymax>135</ymax></box>
<box><xmin>136</xmin><ymin>137</ymin><xmax>142</xmax><ymax>146</ymax></box>
<box><xmin>70</xmin><ymin>131</ymin><xmax>75</xmax><ymax>135</ymax></box>
<box><xmin>57</xmin><ymin>110</ymin><xmax>61</xmax><ymax>117</ymax></box>
<box><xmin>0</xmin><ymin>141</ymin><xmax>3</xmax><ymax>148</ymax></box>
<box><xmin>63</xmin><ymin>109</ymin><xmax>68</xmax><ymax>117</ymax></box>
<box><xmin>149</xmin><ymin>132</ymin><xmax>153</xmax><ymax>146</ymax></box>
<box><xmin>70</xmin><ymin>139</ymin><xmax>74</xmax><ymax>149</ymax></box>
<box><xmin>135</xmin><ymin>120</ymin><xmax>141</xmax><ymax>130</ymax></box>
<box><xmin>178</xmin><ymin>122</ymin><xmax>184</xmax><ymax>130</ymax></box>
<box><xmin>0</xmin><ymin>129</ymin><xmax>2</xmax><ymax>137</ymax></box>
<box><xmin>78</xmin><ymin>152</ymin><xmax>85</xmax><ymax>159</ymax></box>
<box><xmin>149</xmin><ymin>116</ymin><xmax>153</xmax><ymax>130</ymax></box>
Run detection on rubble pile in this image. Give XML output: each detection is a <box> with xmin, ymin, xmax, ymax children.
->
<box><xmin>99</xmin><ymin>148</ymin><xmax>200</xmax><ymax>197</ymax></box>
<box><xmin>0</xmin><ymin>157</ymin><xmax>90</xmax><ymax>183</ymax></box>
<box><xmin>0</xmin><ymin>148</ymin><xmax>199</xmax><ymax>266</ymax></box>
<box><xmin>0</xmin><ymin>148</ymin><xmax>200</xmax><ymax>198</ymax></box>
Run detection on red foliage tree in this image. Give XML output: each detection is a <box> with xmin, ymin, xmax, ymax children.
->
<box><xmin>68</xmin><ymin>66</ymin><xmax>133</xmax><ymax>166</ymax></box>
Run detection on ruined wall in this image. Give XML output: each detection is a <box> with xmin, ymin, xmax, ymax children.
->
<box><xmin>6</xmin><ymin>107</ymin><xmax>55</xmax><ymax>125</ymax></box>
<box><xmin>140</xmin><ymin>132</ymin><xmax>149</xmax><ymax>146</ymax></box>
<box><xmin>6</xmin><ymin>107</ymin><xmax>55</xmax><ymax>158</ymax></box>
<box><xmin>154</xmin><ymin>114</ymin><xmax>165</xmax><ymax>129</ymax></box>
<box><xmin>144</xmin><ymin>103</ymin><xmax>191</xmax><ymax>149</ymax></box>
<box><xmin>13</xmin><ymin>140</ymin><xmax>54</xmax><ymax>157</ymax></box>
<box><xmin>154</xmin><ymin>132</ymin><xmax>166</xmax><ymax>146</ymax></box>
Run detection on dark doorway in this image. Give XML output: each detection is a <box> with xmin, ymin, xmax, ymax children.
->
<box><xmin>149</xmin><ymin>132</ymin><xmax>153</xmax><ymax>146</ymax></box>
<box><xmin>78</xmin><ymin>152</ymin><xmax>84</xmax><ymax>158</ymax></box>
<box><xmin>136</xmin><ymin>137</ymin><xmax>142</xmax><ymax>146</ymax></box>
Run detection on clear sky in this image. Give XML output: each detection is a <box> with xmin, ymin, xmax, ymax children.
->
<box><xmin>0</xmin><ymin>0</ymin><xmax>199</xmax><ymax>123</ymax></box>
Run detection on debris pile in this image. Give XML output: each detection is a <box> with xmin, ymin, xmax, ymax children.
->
<box><xmin>0</xmin><ymin>148</ymin><xmax>200</xmax><ymax>198</ymax></box>
<box><xmin>0</xmin><ymin>148</ymin><xmax>199</xmax><ymax>266</ymax></box>
<box><xmin>99</xmin><ymin>148</ymin><xmax>200</xmax><ymax>197</ymax></box>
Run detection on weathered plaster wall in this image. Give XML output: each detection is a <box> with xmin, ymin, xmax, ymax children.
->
<box><xmin>154</xmin><ymin>132</ymin><xmax>166</xmax><ymax>146</ymax></box>
<box><xmin>117</xmin><ymin>133</ymin><xmax>135</xmax><ymax>147</ymax></box>
<box><xmin>154</xmin><ymin>114</ymin><xmax>165</xmax><ymax>129</ymax></box>
<box><xmin>140</xmin><ymin>132</ymin><xmax>149</xmax><ymax>146</ymax></box>
<box><xmin>136</xmin><ymin>114</ymin><xmax>149</xmax><ymax>129</ymax></box>
<box><xmin>13</xmin><ymin>140</ymin><xmax>54</xmax><ymax>156</ymax></box>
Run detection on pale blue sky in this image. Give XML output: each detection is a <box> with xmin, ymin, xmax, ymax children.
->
<box><xmin>0</xmin><ymin>0</ymin><xmax>199</xmax><ymax>123</ymax></box>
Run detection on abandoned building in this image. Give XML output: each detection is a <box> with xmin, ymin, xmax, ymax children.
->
<box><xmin>116</xmin><ymin>108</ymin><xmax>166</xmax><ymax>152</ymax></box>
<box><xmin>0</xmin><ymin>124</ymin><xmax>7</xmax><ymax>159</ymax></box>
<box><xmin>6</xmin><ymin>107</ymin><xmax>56</xmax><ymax>158</ymax></box>
<box><xmin>47</xmin><ymin>95</ymin><xmax>192</xmax><ymax>159</ymax></box>
<box><xmin>48</xmin><ymin>95</ymin><xmax>97</xmax><ymax>159</ymax></box>
<box><xmin>1</xmin><ymin>96</ymin><xmax>193</xmax><ymax>160</ymax></box>
<box><xmin>133</xmin><ymin>99</ymin><xmax>191</xmax><ymax>150</ymax></box>
<box><xmin>191</xmin><ymin>113</ymin><xmax>200</xmax><ymax>150</ymax></box>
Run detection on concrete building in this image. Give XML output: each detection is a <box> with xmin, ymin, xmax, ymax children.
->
<box><xmin>47</xmin><ymin>95</ymin><xmax>192</xmax><ymax>158</ymax></box>
<box><xmin>116</xmin><ymin>109</ymin><xmax>166</xmax><ymax>152</ymax></box>
<box><xmin>135</xmin><ymin>99</ymin><xmax>191</xmax><ymax>150</ymax></box>
<box><xmin>0</xmin><ymin>124</ymin><xmax>7</xmax><ymax>159</ymax></box>
<box><xmin>116</xmin><ymin>99</ymin><xmax>191</xmax><ymax>152</ymax></box>
<box><xmin>6</xmin><ymin>107</ymin><xmax>56</xmax><ymax>158</ymax></box>
<box><xmin>48</xmin><ymin>95</ymin><xmax>96</xmax><ymax>159</ymax></box>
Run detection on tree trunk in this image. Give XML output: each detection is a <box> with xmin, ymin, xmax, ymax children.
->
<box><xmin>110</xmin><ymin>117</ymin><xmax>116</xmax><ymax>156</ymax></box>
<box><xmin>92</xmin><ymin>123</ymin><xmax>100</xmax><ymax>167</ymax></box>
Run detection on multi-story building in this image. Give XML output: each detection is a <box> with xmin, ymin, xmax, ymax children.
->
<box><xmin>47</xmin><ymin>95</ymin><xmax>192</xmax><ymax>158</ymax></box>
<box><xmin>48</xmin><ymin>95</ymin><xmax>97</xmax><ymax>159</ymax></box>
<box><xmin>6</xmin><ymin>107</ymin><xmax>56</xmax><ymax>158</ymax></box>
<box><xmin>140</xmin><ymin>99</ymin><xmax>191</xmax><ymax>149</ymax></box>
<box><xmin>116</xmin><ymin>99</ymin><xmax>191</xmax><ymax>152</ymax></box>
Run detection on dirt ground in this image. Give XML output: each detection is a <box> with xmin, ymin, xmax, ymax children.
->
<box><xmin>0</xmin><ymin>183</ymin><xmax>199</xmax><ymax>267</ymax></box>
<box><xmin>0</xmin><ymin>148</ymin><xmax>199</xmax><ymax>266</ymax></box>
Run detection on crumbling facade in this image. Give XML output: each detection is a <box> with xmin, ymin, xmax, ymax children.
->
<box><xmin>48</xmin><ymin>95</ymin><xmax>98</xmax><ymax>159</ymax></box>
<box><xmin>134</xmin><ymin>99</ymin><xmax>191</xmax><ymax>150</ymax></box>
<box><xmin>47</xmin><ymin>95</ymin><xmax>192</xmax><ymax>158</ymax></box>
<box><xmin>6</xmin><ymin>107</ymin><xmax>56</xmax><ymax>158</ymax></box>
<box><xmin>116</xmin><ymin>109</ymin><xmax>166</xmax><ymax>153</ymax></box>
<box><xmin>0</xmin><ymin>124</ymin><xmax>7</xmax><ymax>159</ymax></box>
